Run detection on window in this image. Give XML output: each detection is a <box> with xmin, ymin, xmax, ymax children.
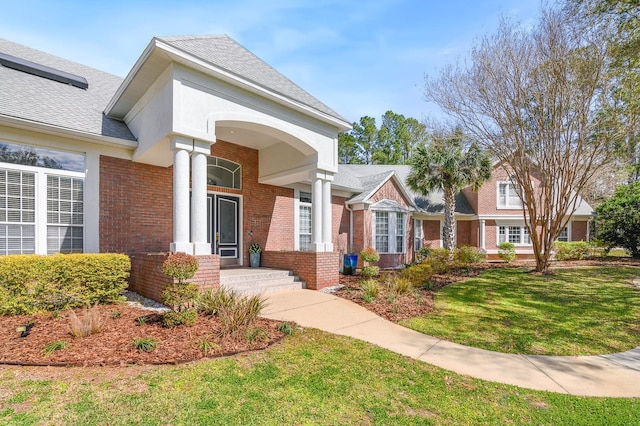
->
<box><xmin>374</xmin><ymin>211</ymin><xmax>405</xmax><ymax>254</ymax></box>
<box><xmin>557</xmin><ymin>226</ymin><xmax>569</xmax><ymax>242</ymax></box>
<box><xmin>298</xmin><ymin>191</ymin><xmax>312</xmax><ymax>251</ymax></box>
<box><xmin>498</xmin><ymin>225</ymin><xmax>531</xmax><ymax>245</ymax></box>
<box><xmin>0</xmin><ymin>142</ymin><xmax>84</xmax><ymax>255</ymax></box>
<box><xmin>207</xmin><ymin>157</ymin><xmax>241</xmax><ymax>189</ymax></box>
<box><xmin>498</xmin><ymin>182</ymin><xmax>523</xmax><ymax>208</ymax></box>
<box><xmin>375</xmin><ymin>211</ymin><xmax>389</xmax><ymax>253</ymax></box>
<box><xmin>396</xmin><ymin>213</ymin><xmax>405</xmax><ymax>253</ymax></box>
<box><xmin>414</xmin><ymin>219</ymin><xmax>423</xmax><ymax>252</ymax></box>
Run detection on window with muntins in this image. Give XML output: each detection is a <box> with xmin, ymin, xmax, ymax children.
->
<box><xmin>557</xmin><ymin>226</ymin><xmax>569</xmax><ymax>242</ymax></box>
<box><xmin>0</xmin><ymin>143</ymin><xmax>84</xmax><ymax>255</ymax></box>
<box><xmin>414</xmin><ymin>218</ymin><xmax>423</xmax><ymax>252</ymax></box>
<box><xmin>298</xmin><ymin>191</ymin><xmax>312</xmax><ymax>251</ymax></box>
<box><xmin>374</xmin><ymin>211</ymin><xmax>406</xmax><ymax>254</ymax></box>
<box><xmin>498</xmin><ymin>182</ymin><xmax>523</xmax><ymax>208</ymax></box>
<box><xmin>207</xmin><ymin>157</ymin><xmax>241</xmax><ymax>189</ymax></box>
<box><xmin>498</xmin><ymin>225</ymin><xmax>531</xmax><ymax>245</ymax></box>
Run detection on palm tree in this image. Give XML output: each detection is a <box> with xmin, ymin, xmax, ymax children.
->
<box><xmin>407</xmin><ymin>129</ymin><xmax>492</xmax><ymax>252</ymax></box>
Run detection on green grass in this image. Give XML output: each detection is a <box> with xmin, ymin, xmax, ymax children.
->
<box><xmin>0</xmin><ymin>329</ymin><xmax>639</xmax><ymax>425</ymax></box>
<box><xmin>401</xmin><ymin>266</ymin><xmax>640</xmax><ymax>355</ymax></box>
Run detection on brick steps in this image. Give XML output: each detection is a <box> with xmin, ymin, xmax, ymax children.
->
<box><xmin>220</xmin><ymin>268</ymin><xmax>305</xmax><ymax>296</ymax></box>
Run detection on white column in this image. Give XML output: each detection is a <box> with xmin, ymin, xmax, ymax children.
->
<box><xmin>170</xmin><ymin>138</ymin><xmax>193</xmax><ymax>254</ymax></box>
<box><xmin>191</xmin><ymin>140</ymin><xmax>212</xmax><ymax>255</ymax></box>
<box><xmin>311</xmin><ymin>176</ymin><xmax>323</xmax><ymax>252</ymax></box>
<box><xmin>480</xmin><ymin>219</ymin><xmax>486</xmax><ymax>250</ymax></box>
<box><xmin>322</xmin><ymin>177</ymin><xmax>333</xmax><ymax>251</ymax></box>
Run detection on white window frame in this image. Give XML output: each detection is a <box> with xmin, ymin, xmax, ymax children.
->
<box><xmin>497</xmin><ymin>181</ymin><xmax>524</xmax><ymax>209</ymax></box>
<box><xmin>0</xmin><ymin>162</ymin><xmax>85</xmax><ymax>255</ymax></box>
<box><xmin>557</xmin><ymin>224</ymin><xmax>571</xmax><ymax>242</ymax></box>
<box><xmin>373</xmin><ymin>210</ymin><xmax>406</xmax><ymax>254</ymax></box>
<box><xmin>498</xmin><ymin>225</ymin><xmax>531</xmax><ymax>246</ymax></box>
<box><xmin>294</xmin><ymin>188</ymin><xmax>312</xmax><ymax>251</ymax></box>
<box><xmin>414</xmin><ymin>218</ymin><xmax>423</xmax><ymax>252</ymax></box>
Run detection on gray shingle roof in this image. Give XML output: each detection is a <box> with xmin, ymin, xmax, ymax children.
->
<box><xmin>0</xmin><ymin>38</ymin><xmax>135</xmax><ymax>141</ymax></box>
<box><xmin>158</xmin><ymin>35</ymin><xmax>347</xmax><ymax>122</ymax></box>
<box><xmin>337</xmin><ymin>164</ymin><xmax>475</xmax><ymax>215</ymax></box>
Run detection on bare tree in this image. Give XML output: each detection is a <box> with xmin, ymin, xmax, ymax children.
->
<box><xmin>424</xmin><ymin>7</ymin><xmax>619</xmax><ymax>273</ymax></box>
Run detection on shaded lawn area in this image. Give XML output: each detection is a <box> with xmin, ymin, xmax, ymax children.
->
<box><xmin>401</xmin><ymin>266</ymin><xmax>640</xmax><ymax>356</ymax></box>
<box><xmin>1</xmin><ymin>329</ymin><xmax>639</xmax><ymax>426</ymax></box>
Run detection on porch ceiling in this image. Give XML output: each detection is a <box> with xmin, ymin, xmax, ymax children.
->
<box><xmin>216</xmin><ymin>125</ymin><xmax>280</xmax><ymax>151</ymax></box>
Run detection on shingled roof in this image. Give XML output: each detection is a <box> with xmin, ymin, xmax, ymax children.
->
<box><xmin>0</xmin><ymin>38</ymin><xmax>135</xmax><ymax>141</ymax></box>
<box><xmin>157</xmin><ymin>35</ymin><xmax>347</xmax><ymax>122</ymax></box>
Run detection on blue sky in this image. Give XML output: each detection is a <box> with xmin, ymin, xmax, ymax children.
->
<box><xmin>1</xmin><ymin>0</ymin><xmax>541</xmax><ymax>125</ymax></box>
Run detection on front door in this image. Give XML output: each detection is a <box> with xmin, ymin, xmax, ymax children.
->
<box><xmin>208</xmin><ymin>194</ymin><xmax>241</xmax><ymax>266</ymax></box>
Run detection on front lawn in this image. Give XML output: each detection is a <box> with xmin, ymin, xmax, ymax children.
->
<box><xmin>401</xmin><ymin>266</ymin><xmax>640</xmax><ymax>356</ymax></box>
<box><xmin>1</xmin><ymin>329</ymin><xmax>639</xmax><ymax>425</ymax></box>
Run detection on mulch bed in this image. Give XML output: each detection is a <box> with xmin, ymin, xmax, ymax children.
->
<box><xmin>335</xmin><ymin>258</ymin><xmax>640</xmax><ymax>322</ymax></box>
<box><xmin>0</xmin><ymin>305</ymin><xmax>285</xmax><ymax>366</ymax></box>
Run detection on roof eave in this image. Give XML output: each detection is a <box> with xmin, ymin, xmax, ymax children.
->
<box><xmin>0</xmin><ymin>114</ymin><xmax>138</xmax><ymax>150</ymax></box>
<box><xmin>106</xmin><ymin>38</ymin><xmax>352</xmax><ymax>132</ymax></box>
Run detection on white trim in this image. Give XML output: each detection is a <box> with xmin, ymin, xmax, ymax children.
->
<box><xmin>207</xmin><ymin>191</ymin><xmax>244</xmax><ymax>266</ymax></box>
<box><xmin>497</xmin><ymin>224</ymin><xmax>532</xmax><ymax>247</ymax></box>
<box><xmin>496</xmin><ymin>181</ymin><xmax>524</xmax><ymax>209</ymax></box>
<box><xmin>372</xmin><ymin>210</ymin><xmax>406</xmax><ymax>254</ymax></box>
<box><xmin>0</xmin><ymin>161</ymin><xmax>86</xmax><ymax>255</ymax></box>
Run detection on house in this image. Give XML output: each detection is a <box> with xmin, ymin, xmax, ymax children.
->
<box><xmin>0</xmin><ymin>36</ymin><xmax>593</xmax><ymax>302</ymax></box>
<box><xmin>334</xmin><ymin>164</ymin><xmax>594</xmax><ymax>265</ymax></box>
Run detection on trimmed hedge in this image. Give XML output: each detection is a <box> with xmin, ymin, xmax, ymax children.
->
<box><xmin>554</xmin><ymin>241</ymin><xmax>592</xmax><ymax>261</ymax></box>
<box><xmin>0</xmin><ymin>254</ymin><xmax>130</xmax><ymax>316</ymax></box>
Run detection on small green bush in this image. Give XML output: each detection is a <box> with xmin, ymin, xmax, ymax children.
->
<box><xmin>196</xmin><ymin>287</ymin><xmax>236</xmax><ymax>316</ymax></box>
<box><xmin>162</xmin><ymin>309</ymin><xmax>199</xmax><ymax>328</ymax></box>
<box><xmin>42</xmin><ymin>340</ymin><xmax>67</xmax><ymax>357</ymax></box>
<box><xmin>416</xmin><ymin>247</ymin><xmax>431</xmax><ymax>263</ymax></box>
<box><xmin>497</xmin><ymin>242</ymin><xmax>516</xmax><ymax>263</ymax></box>
<box><xmin>217</xmin><ymin>291</ymin><xmax>266</xmax><ymax>337</ymax></box>
<box><xmin>133</xmin><ymin>337</ymin><xmax>157</xmax><ymax>352</ymax></box>
<box><xmin>390</xmin><ymin>277</ymin><xmax>412</xmax><ymax>295</ymax></box>
<box><xmin>360</xmin><ymin>279</ymin><xmax>380</xmax><ymax>302</ymax></box>
<box><xmin>246</xmin><ymin>327</ymin><xmax>269</xmax><ymax>344</ymax></box>
<box><xmin>361</xmin><ymin>265</ymin><xmax>380</xmax><ymax>277</ymax></box>
<box><xmin>0</xmin><ymin>254</ymin><xmax>130</xmax><ymax>316</ymax></box>
<box><xmin>454</xmin><ymin>245</ymin><xmax>486</xmax><ymax>265</ymax></box>
<box><xmin>401</xmin><ymin>263</ymin><xmax>434</xmax><ymax>288</ymax></box>
<box><xmin>360</xmin><ymin>247</ymin><xmax>380</xmax><ymax>263</ymax></box>
<box><xmin>198</xmin><ymin>338</ymin><xmax>221</xmax><ymax>356</ymax></box>
<box><xmin>554</xmin><ymin>241</ymin><xmax>591</xmax><ymax>261</ymax></box>
<box><xmin>278</xmin><ymin>322</ymin><xmax>294</xmax><ymax>335</ymax></box>
<box><xmin>161</xmin><ymin>283</ymin><xmax>199</xmax><ymax>312</ymax></box>
<box><xmin>425</xmin><ymin>248</ymin><xmax>456</xmax><ymax>274</ymax></box>
<box><xmin>162</xmin><ymin>252</ymin><xmax>199</xmax><ymax>284</ymax></box>
<box><xmin>135</xmin><ymin>315</ymin><xmax>149</xmax><ymax>326</ymax></box>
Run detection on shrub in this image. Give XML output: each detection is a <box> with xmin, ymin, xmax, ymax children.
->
<box><xmin>424</xmin><ymin>248</ymin><xmax>456</xmax><ymax>274</ymax></box>
<box><xmin>554</xmin><ymin>241</ymin><xmax>592</xmax><ymax>261</ymax></box>
<box><xmin>497</xmin><ymin>242</ymin><xmax>516</xmax><ymax>263</ymax></box>
<box><xmin>390</xmin><ymin>277</ymin><xmax>412</xmax><ymax>295</ymax></box>
<box><xmin>162</xmin><ymin>252</ymin><xmax>199</xmax><ymax>284</ymax></box>
<box><xmin>196</xmin><ymin>287</ymin><xmax>236</xmax><ymax>316</ymax></box>
<box><xmin>133</xmin><ymin>337</ymin><xmax>157</xmax><ymax>352</ymax></box>
<box><xmin>246</xmin><ymin>327</ymin><xmax>269</xmax><ymax>344</ymax></box>
<box><xmin>162</xmin><ymin>309</ymin><xmax>198</xmax><ymax>328</ymax></box>
<box><xmin>217</xmin><ymin>291</ymin><xmax>266</xmax><ymax>337</ymax></box>
<box><xmin>198</xmin><ymin>338</ymin><xmax>221</xmax><ymax>356</ymax></box>
<box><xmin>42</xmin><ymin>340</ymin><xmax>67</xmax><ymax>357</ymax></box>
<box><xmin>135</xmin><ymin>315</ymin><xmax>149</xmax><ymax>326</ymax></box>
<box><xmin>360</xmin><ymin>247</ymin><xmax>380</xmax><ymax>263</ymax></box>
<box><xmin>0</xmin><ymin>254</ymin><xmax>130</xmax><ymax>316</ymax></box>
<box><xmin>361</xmin><ymin>265</ymin><xmax>380</xmax><ymax>277</ymax></box>
<box><xmin>68</xmin><ymin>304</ymin><xmax>106</xmax><ymax>338</ymax></box>
<box><xmin>249</xmin><ymin>243</ymin><xmax>262</xmax><ymax>254</ymax></box>
<box><xmin>401</xmin><ymin>263</ymin><xmax>434</xmax><ymax>288</ymax></box>
<box><xmin>454</xmin><ymin>245</ymin><xmax>486</xmax><ymax>265</ymax></box>
<box><xmin>416</xmin><ymin>247</ymin><xmax>431</xmax><ymax>263</ymax></box>
<box><xmin>278</xmin><ymin>322</ymin><xmax>294</xmax><ymax>335</ymax></box>
<box><xmin>161</xmin><ymin>283</ymin><xmax>199</xmax><ymax>312</ymax></box>
<box><xmin>360</xmin><ymin>279</ymin><xmax>380</xmax><ymax>302</ymax></box>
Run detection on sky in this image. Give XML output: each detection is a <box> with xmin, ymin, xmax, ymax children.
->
<box><xmin>1</xmin><ymin>0</ymin><xmax>542</xmax><ymax>126</ymax></box>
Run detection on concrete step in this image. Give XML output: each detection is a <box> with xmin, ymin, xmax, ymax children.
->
<box><xmin>220</xmin><ymin>268</ymin><xmax>305</xmax><ymax>296</ymax></box>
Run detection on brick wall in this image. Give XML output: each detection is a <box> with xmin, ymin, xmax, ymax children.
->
<box><xmin>100</xmin><ymin>155</ymin><xmax>173</xmax><ymax>253</ymax></box>
<box><xmin>571</xmin><ymin>221</ymin><xmax>588</xmax><ymax>241</ymax></box>
<box><xmin>262</xmin><ymin>250</ymin><xmax>339</xmax><ymax>290</ymax></box>
<box><xmin>424</xmin><ymin>219</ymin><xmax>441</xmax><ymax>248</ymax></box>
<box><xmin>210</xmin><ymin>140</ymin><xmax>294</xmax><ymax>264</ymax></box>
<box><xmin>333</xmin><ymin>195</ymin><xmax>350</xmax><ymax>254</ymax></box>
<box><xmin>129</xmin><ymin>253</ymin><xmax>220</xmax><ymax>303</ymax></box>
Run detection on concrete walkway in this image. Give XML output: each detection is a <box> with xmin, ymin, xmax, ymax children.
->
<box><xmin>261</xmin><ymin>290</ymin><xmax>640</xmax><ymax>398</ymax></box>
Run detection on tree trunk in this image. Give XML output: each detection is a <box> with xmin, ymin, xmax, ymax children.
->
<box><xmin>443</xmin><ymin>188</ymin><xmax>457</xmax><ymax>252</ymax></box>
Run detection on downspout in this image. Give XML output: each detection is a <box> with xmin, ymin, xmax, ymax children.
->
<box><xmin>345</xmin><ymin>202</ymin><xmax>354</xmax><ymax>253</ymax></box>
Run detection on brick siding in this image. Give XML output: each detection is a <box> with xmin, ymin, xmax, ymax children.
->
<box><xmin>262</xmin><ymin>250</ymin><xmax>339</xmax><ymax>290</ymax></box>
